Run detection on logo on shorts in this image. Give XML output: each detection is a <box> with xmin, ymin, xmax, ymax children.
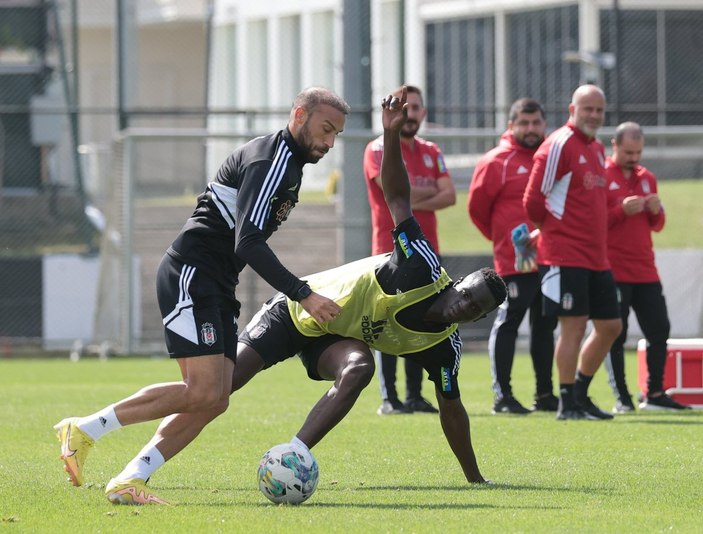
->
<box><xmin>508</xmin><ymin>281</ymin><xmax>519</xmax><ymax>300</ymax></box>
<box><xmin>441</xmin><ymin>367</ymin><xmax>452</xmax><ymax>392</ymax></box>
<box><xmin>561</xmin><ymin>293</ymin><xmax>574</xmax><ymax>311</ymax></box>
<box><xmin>201</xmin><ymin>322</ymin><xmax>217</xmax><ymax>346</ymax></box>
<box><xmin>249</xmin><ymin>324</ymin><xmax>267</xmax><ymax>339</ymax></box>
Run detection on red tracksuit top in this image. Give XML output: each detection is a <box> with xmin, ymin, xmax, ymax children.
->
<box><xmin>364</xmin><ymin>134</ymin><xmax>450</xmax><ymax>254</ymax></box>
<box><xmin>468</xmin><ymin>131</ymin><xmax>540</xmax><ymax>276</ymax></box>
<box><xmin>523</xmin><ymin>120</ymin><xmax>609</xmax><ymax>271</ymax></box>
<box><xmin>605</xmin><ymin>157</ymin><xmax>665</xmax><ymax>283</ymax></box>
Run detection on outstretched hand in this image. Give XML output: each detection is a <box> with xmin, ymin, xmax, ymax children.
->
<box><xmin>300</xmin><ymin>291</ymin><xmax>341</xmax><ymax>324</ymax></box>
<box><xmin>381</xmin><ymin>86</ymin><xmax>408</xmax><ymax>132</ymax></box>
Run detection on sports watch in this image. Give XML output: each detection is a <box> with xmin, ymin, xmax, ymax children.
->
<box><xmin>293</xmin><ymin>283</ymin><xmax>312</xmax><ymax>301</ymax></box>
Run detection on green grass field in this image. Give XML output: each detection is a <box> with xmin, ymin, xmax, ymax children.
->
<box><xmin>436</xmin><ymin>179</ymin><xmax>703</xmax><ymax>253</ymax></box>
<box><xmin>1</xmin><ymin>353</ymin><xmax>701</xmax><ymax>533</ymax></box>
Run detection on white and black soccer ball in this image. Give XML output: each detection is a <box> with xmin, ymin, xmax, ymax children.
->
<box><xmin>257</xmin><ymin>443</ymin><xmax>319</xmax><ymax>505</ymax></box>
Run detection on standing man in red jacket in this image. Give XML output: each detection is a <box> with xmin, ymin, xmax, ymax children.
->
<box><xmin>604</xmin><ymin>122</ymin><xmax>691</xmax><ymax>413</ymax></box>
<box><xmin>364</xmin><ymin>84</ymin><xmax>456</xmax><ymax>415</ymax></box>
<box><xmin>468</xmin><ymin>98</ymin><xmax>557</xmax><ymax>415</ymax></box>
<box><xmin>523</xmin><ymin>84</ymin><xmax>622</xmax><ymax>420</ymax></box>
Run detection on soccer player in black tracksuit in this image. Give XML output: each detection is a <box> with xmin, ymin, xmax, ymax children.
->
<box><xmin>54</xmin><ymin>87</ymin><xmax>350</xmax><ymax>505</ymax></box>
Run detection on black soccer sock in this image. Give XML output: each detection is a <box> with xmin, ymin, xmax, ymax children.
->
<box><xmin>559</xmin><ymin>383</ymin><xmax>576</xmax><ymax>410</ymax></box>
<box><xmin>574</xmin><ymin>371</ymin><xmax>593</xmax><ymax>404</ymax></box>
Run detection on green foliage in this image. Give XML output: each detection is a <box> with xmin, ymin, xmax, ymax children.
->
<box><xmin>1</xmin><ymin>354</ymin><xmax>701</xmax><ymax>533</ymax></box>
<box><xmin>438</xmin><ymin>179</ymin><xmax>703</xmax><ymax>254</ymax></box>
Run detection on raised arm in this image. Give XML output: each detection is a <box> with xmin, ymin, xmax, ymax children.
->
<box><xmin>380</xmin><ymin>87</ymin><xmax>413</xmax><ymax>226</ymax></box>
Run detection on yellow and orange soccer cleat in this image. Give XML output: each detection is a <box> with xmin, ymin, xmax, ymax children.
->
<box><xmin>54</xmin><ymin>417</ymin><xmax>95</xmax><ymax>487</ymax></box>
<box><xmin>105</xmin><ymin>478</ymin><xmax>170</xmax><ymax>505</ymax></box>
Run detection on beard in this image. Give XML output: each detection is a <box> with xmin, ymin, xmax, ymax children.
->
<box><xmin>400</xmin><ymin>120</ymin><xmax>420</xmax><ymax>138</ymax></box>
<box><xmin>516</xmin><ymin>133</ymin><xmax>544</xmax><ymax>148</ymax></box>
<box><xmin>298</xmin><ymin>120</ymin><xmax>328</xmax><ymax>164</ymax></box>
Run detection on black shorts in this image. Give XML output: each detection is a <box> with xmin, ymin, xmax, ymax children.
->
<box><xmin>156</xmin><ymin>254</ymin><xmax>239</xmax><ymax>360</ymax></box>
<box><xmin>239</xmin><ymin>293</ymin><xmax>350</xmax><ymax>380</ymax></box>
<box><xmin>538</xmin><ymin>265</ymin><xmax>619</xmax><ymax>319</ymax></box>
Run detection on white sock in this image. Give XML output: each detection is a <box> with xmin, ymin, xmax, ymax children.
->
<box><xmin>77</xmin><ymin>405</ymin><xmax>122</xmax><ymax>441</ymax></box>
<box><xmin>115</xmin><ymin>445</ymin><xmax>165</xmax><ymax>482</ymax></box>
<box><xmin>290</xmin><ymin>436</ymin><xmax>310</xmax><ymax>452</ymax></box>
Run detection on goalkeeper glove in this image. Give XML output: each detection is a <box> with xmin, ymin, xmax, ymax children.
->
<box><xmin>511</xmin><ymin>223</ymin><xmax>537</xmax><ymax>273</ymax></box>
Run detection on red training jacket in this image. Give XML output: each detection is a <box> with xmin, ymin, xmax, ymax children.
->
<box><xmin>523</xmin><ymin>120</ymin><xmax>609</xmax><ymax>270</ymax></box>
<box><xmin>364</xmin><ymin>134</ymin><xmax>450</xmax><ymax>254</ymax></box>
<box><xmin>468</xmin><ymin>131</ymin><xmax>540</xmax><ymax>276</ymax></box>
<box><xmin>605</xmin><ymin>157</ymin><xmax>665</xmax><ymax>283</ymax></box>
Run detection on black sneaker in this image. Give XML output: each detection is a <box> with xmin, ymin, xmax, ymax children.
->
<box><xmin>404</xmin><ymin>397</ymin><xmax>439</xmax><ymax>414</ymax></box>
<box><xmin>556</xmin><ymin>408</ymin><xmax>587</xmax><ymax>420</ymax></box>
<box><xmin>493</xmin><ymin>396</ymin><xmax>531</xmax><ymax>415</ymax></box>
<box><xmin>639</xmin><ymin>393</ymin><xmax>692</xmax><ymax>411</ymax></box>
<box><xmin>532</xmin><ymin>394</ymin><xmax>559</xmax><ymax>412</ymax></box>
<box><xmin>612</xmin><ymin>396</ymin><xmax>636</xmax><ymax>414</ymax></box>
<box><xmin>377</xmin><ymin>399</ymin><xmax>412</xmax><ymax>415</ymax></box>
<box><xmin>576</xmin><ymin>397</ymin><xmax>614</xmax><ymax>420</ymax></box>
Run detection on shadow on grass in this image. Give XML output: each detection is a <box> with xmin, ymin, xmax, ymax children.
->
<box><xmin>160</xmin><ymin>481</ymin><xmax>607</xmax><ymax>508</ymax></box>
<box><xmin>617</xmin><ymin>417</ymin><xmax>702</xmax><ymax>426</ymax></box>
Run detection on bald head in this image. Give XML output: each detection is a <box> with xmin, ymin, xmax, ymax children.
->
<box><xmin>614</xmin><ymin>121</ymin><xmax>643</xmax><ymax>145</ymax></box>
<box><xmin>569</xmin><ymin>84</ymin><xmax>606</xmax><ymax>138</ymax></box>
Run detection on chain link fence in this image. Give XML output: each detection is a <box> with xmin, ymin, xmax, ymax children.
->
<box><xmin>1</xmin><ymin>1</ymin><xmax>702</xmax><ymax>354</ymax></box>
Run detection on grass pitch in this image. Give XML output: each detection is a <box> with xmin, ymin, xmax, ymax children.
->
<box><xmin>1</xmin><ymin>352</ymin><xmax>701</xmax><ymax>533</ymax></box>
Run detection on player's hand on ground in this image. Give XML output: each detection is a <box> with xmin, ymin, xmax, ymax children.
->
<box><xmin>622</xmin><ymin>195</ymin><xmax>646</xmax><ymax>215</ymax></box>
<box><xmin>300</xmin><ymin>292</ymin><xmax>342</xmax><ymax>324</ymax></box>
<box><xmin>381</xmin><ymin>86</ymin><xmax>408</xmax><ymax>132</ymax></box>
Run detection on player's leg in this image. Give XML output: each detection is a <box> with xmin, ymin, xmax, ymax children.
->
<box><xmin>54</xmin><ymin>255</ymin><xmax>231</xmax><ymax>487</ymax></box>
<box><xmin>574</xmin><ymin>270</ymin><xmax>621</xmax><ymax>420</ymax></box>
<box><xmin>489</xmin><ymin>274</ymin><xmax>531</xmax><ymax>414</ymax></box>
<box><xmin>404</xmin><ymin>358</ymin><xmax>438</xmax><ymax>413</ymax></box>
<box><xmin>541</xmin><ymin>267</ymin><xmax>589</xmax><ymax>418</ymax></box>
<box><xmin>55</xmin><ymin>355</ymin><xmax>227</xmax><ymax>488</ymax></box>
<box><xmin>555</xmin><ymin>314</ymin><xmax>588</xmax><ymax>415</ymax></box>
<box><xmin>296</xmin><ymin>337</ymin><xmax>375</xmax><ymax>448</ymax></box>
<box><xmin>105</xmin><ymin>356</ymin><xmax>235</xmax><ymax>505</ymax></box>
<box><xmin>106</xmin><ymin>287</ymin><xmax>240</xmax><ymax>504</ymax></box>
<box><xmin>604</xmin><ymin>283</ymin><xmax>634</xmax><ymax>412</ymax></box>
<box><xmin>528</xmin><ymin>287</ymin><xmax>558</xmax><ymax>411</ymax></box>
<box><xmin>632</xmin><ymin>284</ymin><xmax>688</xmax><ymax>409</ymax></box>
<box><xmin>376</xmin><ymin>350</ymin><xmax>409</xmax><ymax>414</ymax></box>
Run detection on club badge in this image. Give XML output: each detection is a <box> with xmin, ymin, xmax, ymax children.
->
<box><xmin>201</xmin><ymin>322</ymin><xmax>217</xmax><ymax>346</ymax></box>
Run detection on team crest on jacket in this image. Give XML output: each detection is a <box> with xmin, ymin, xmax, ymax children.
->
<box><xmin>201</xmin><ymin>322</ymin><xmax>217</xmax><ymax>346</ymax></box>
<box><xmin>275</xmin><ymin>199</ymin><xmax>294</xmax><ymax>222</ymax></box>
<box><xmin>423</xmin><ymin>154</ymin><xmax>433</xmax><ymax>168</ymax></box>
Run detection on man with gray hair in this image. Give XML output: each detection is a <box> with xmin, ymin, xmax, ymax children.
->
<box><xmin>604</xmin><ymin>121</ymin><xmax>691</xmax><ymax>412</ymax></box>
<box><xmin>523</xmin><ymin>85</ymin><xmax>622</xmax><ymax>420</ymax></box>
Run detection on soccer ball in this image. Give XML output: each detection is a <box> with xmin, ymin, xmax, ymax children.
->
<box><xmin>257</xmin><ymin>443</ymin><xmax>319</xmax><ymax>505</ymax></box>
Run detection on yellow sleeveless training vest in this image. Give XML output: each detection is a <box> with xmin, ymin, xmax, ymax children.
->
<box><xmin>288</xmin><ymin>254</ymin><xmax>457</xmax><ymax>355</ymax></box>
